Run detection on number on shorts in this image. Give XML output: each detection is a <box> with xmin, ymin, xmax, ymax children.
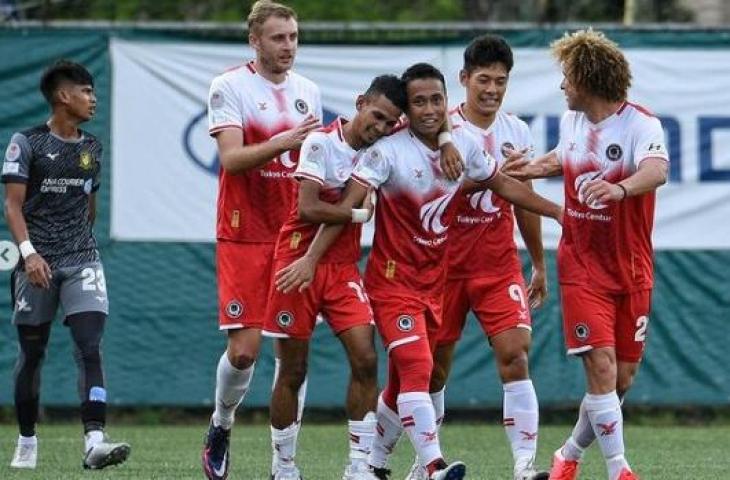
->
<box><xmin>634</xmin><ymin>315</ymin><xmax>648</xmax><ymax>342</ymax></box>
<box><xmin>81</xmin><ymin>268</ymin><xmax>106</xmax><ymax>292</ymax></box>
<box><xmin>508</xmin><ymin>283</ymin><xmax>527</xmax><ymax>309</ymax></box>
<box><xmin>347</xmin><ymin>281</ymin><xmax>368</xmax><ymax>303</ymax></box>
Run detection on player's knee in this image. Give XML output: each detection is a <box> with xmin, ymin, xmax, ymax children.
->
<box><xmin>280</xmin><ymin>359</ymin><xmax>308</xmax><ymax>391</ymax></box>
<box><xmin>584</xmin><ymin>349</ymin><xmax>617</xmax><ymax>386</ymax></box>
<box><xmin>497</xmin><ymin>349</ymin><xmax>529</xmax><ymax>383</ymax></box>
<box><xmin>74</xmin><ymin>343</ymin><xmax>102</xmax><ymax>365</ymax></box>
<box><xmin>350</xmin><ymin>348</ymin><xmax>377</xmax><ymax>384</ymax></box>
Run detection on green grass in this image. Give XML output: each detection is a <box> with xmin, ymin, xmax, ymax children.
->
<box><xmin>0</xmin><ymin>423</ymin><xmax>728</xmax><ymax>479</ymax></box>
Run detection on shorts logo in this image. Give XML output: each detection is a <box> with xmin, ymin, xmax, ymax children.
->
<box><xmin>294</xmin><ymin>99</ymin><xmax>309</xmax><ymax>114</ymax></box>
<box><xmin>500</xmin><ymin>141</ymin><xmax>515</xmax><ymax>158</ymax></box>
<box><xmin>79</xmin><ymin>151</ymin><xmax>93</xmax><ymax>170</ymax></box>
<box><xmin>225</xmin><ymin>300</ymin><xmax>243</xmax><ymax>319</ymax></box>
<box><xmin>605</xmin><ymin>143</ymin><xmax>623</xmax><ymax>161</ymax></box>
<box><xmin>574</xmin><ymin>323</ymin><xmax>590</xmax><ymax>341</ymax></box>
<box><xmin>277</xmin><ymin>311</ymin><xmax>294</xmax><ymax>328</ymax></box>
<box><xmin>396</xmin><ymin>315</ymin><xmax>414</xmax><ymax>332</ymax></box>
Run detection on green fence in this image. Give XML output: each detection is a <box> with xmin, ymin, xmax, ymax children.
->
<box><xmin>1</xmin><ymin>28</ymin><xmax>729</xmax><ymax>408</ymax></box>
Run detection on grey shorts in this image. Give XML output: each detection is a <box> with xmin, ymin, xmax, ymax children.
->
<box><xmin>12</xmin><ymin>261</ymin><xmax>109</xmax><ymax>326</ymax></box>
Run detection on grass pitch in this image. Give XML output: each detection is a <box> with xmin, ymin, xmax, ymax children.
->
<box><xmin>0</xmin><ymin>423</ymin><xmax>728</xmax><ymax>479</ymax></box>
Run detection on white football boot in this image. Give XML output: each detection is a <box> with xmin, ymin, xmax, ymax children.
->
<box><xmin>10</xmin><ymin>435</ymin><xmax>37</xmax><ymax>469</ymax></box>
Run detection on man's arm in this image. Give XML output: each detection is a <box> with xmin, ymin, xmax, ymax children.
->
<box><xmin>297</xmin><ymin>178</ymin><xmax>369</xmax><ymax>224</ymax></box>
<box><xmin>513</xmin><ymin>184</ymin><xmax>547</xmax><ymax>309</ymax></box>
<box><xmin>582</xmin><ymin>157</ymin><xmax>668</xmax><ymax>206</ymax></box>
<box><xmin>4</xmin><ymin>183</ymin><xmax>52</xmax><ymax>288</ymax></box>
<box><xmin>215</xmin><ymin>115</ymin><xmax>320</xmax><ymax>175</ymax></box>
<box><xmin>89</xmin><ymin>193</ymin><xmax>96</xmax><ymax>225</ymax></box>
<box><xmin>484</xmin><ymin>172</ymin><xmax>563</xmax><ymax>223</ymax></box>
<box><xmin>501</xmin><ymin>150</ymin><xmax>563</xmax><ymax>181</ymax></box>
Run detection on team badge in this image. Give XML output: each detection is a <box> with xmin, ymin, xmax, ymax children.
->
<box><xmin>277</xmin><ymin>311</ymin><xmax>294</xmax><ymax>328</ymax></box>
<box><xmin>605</xmin><ymin>143</ymin><xmax>623</xmax><ymax>161</ymax></box>
<box><xmin>79</xmin><ymin>151</ymin><xmax>93</xmax><ymax>170</ymax></box>
<box><xmin>210</xmin><ymin>90</ymin><xmax>225</xmax><ymax>110</ymax></box>
<box><xmin>574</xmin><ymin>323</ymin><xmax>590</xmax><ymax>341</ymax></box>
<box><xmin>500</xmin><ymin>142</ymin><xmax>515</xmax><ymax>158</ymax></box>
<box><xmin>5</xmin><ymin>142</ymin><xmax>20</xmax><ymax>162</ymax></box>
<box><xmin>294</xmin><ymin>99</ymin><xmax>309</xmax><ymax>114</ymax></box>
<box><xmin>396</xmin><ymin>315</ymin><xmax>415</xmax><ymax>332</ymax></box>
<box><xmin>226</xmin><ymin>300</ymin><xmax>243</xmax><ymax>319</ymax></box>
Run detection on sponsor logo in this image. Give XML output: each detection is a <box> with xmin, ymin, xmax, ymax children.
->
<box><xmin>225</xmin><ymin>300</ymin><xmax>243</xmax><ymax>319</ymax></box>
<box><xmin>574</xmin><ymin>323</ymin><xmax>590</xmax><ymax>341</ymax></box>
<box><xmin>500</xmin><ymin>141</ymin><xmax>515</xmax><ymax>158</ymax></box>
<box><xmin>396</xmin><ymin>314</ymin><xmax>414</xmax><ymax>332</ymax></box>
<box><xmin>46</xmin><ymin>152</ymin><xmax>59</xmax><ymax>161</ymax></box>
<box><xmin>79</xmin><ymin>151</ymin><xmax>93</xmax><ymax>170</ymax></box>
<box><xmin>5</xmin><ymin>142</ymin><xmax>20</xmax><ymax>162</ymax></box>
<box><xmin>210</xmin><ymin>90</ymin><xmax>224</xmax><ymax>110</ymax></box>
<box><xmin>598</xmin><ymin>421</ymin><xmax>618</xmax><ymax>436</ymax></box>
<box><xmin>605</xmin><ymin>143</ymin><xmax>623</xmax><ymax>161</ymax></box>
<box><xmin>2</xmin><ymin>162</ymin><xmax>19</xmax><ymax>175</ymax></box>
<box><xmin>294</xmin><ymin>99</ymin><xmax>309</xmax><ymax>114</ymax></box>
<box><xmin>419</xmin><ymin>192</ymin><xmax>455</xmax><ymax>235</ymax></box>
<box><xmin>575</xmin><ymin>170</ymin><xmax>608</xmax><ymax>210</ymax></box>
<box><xmin>40</xmin><ymin>177</ymin><xmax>85</xmax><ymax>193</ymax></box>
<box><xmin>467</xmin><ymin>189</ymin><xmax>500</xmax><ymax>214</ymax></box>
<box><xmin>277</xmin><ymin>311</ymin><xmax>294</xmax><ymax>328</ymax></box>
<box><xmin>258</xmin><ymin>101</ymin><xmax>267</xmax><ymax>111</ymax></box>
<box><xmin>520</xmin><ymin>430</ymin><xmax>538</xmax><ymax>441</ymax></box>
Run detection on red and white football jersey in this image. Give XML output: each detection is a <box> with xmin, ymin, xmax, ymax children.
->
<box><xmin>208</xmin><ymin>60</ymin><xmax>322</xmax><ymax>243</ymax></box>
<box><xmin>275</xmin><ymin>117</ymin><xmax>362</xmax><ymax>264</ymax></box>
<box><xmin>352</xmin><ymin>127</ymin><xmax>498</xmax><ymax>296</ymax></box>
<box><xmin>556</xmin><ymin>102</ymin><xmax>669</xmax><ymax>292</ymax></box>
<box><xmin>447</xmin><ymin>105</ymin><xmax>535</xmax><ymax>279</ymax></box>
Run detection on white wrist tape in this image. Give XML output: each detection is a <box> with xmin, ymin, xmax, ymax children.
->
<box><xmin>437</xmin><ymin>131</ymin><xmax>453</xmax><ymax>147</ymax></box>
<box><xmin>19</xmin><ymin>240</ymin><xmax>36</xmax><ymax>259</ymax></box>
<box><xmin>351</xmin><ymin>208</ymin><xmax>370</xmax><ymax>223</ymax></box>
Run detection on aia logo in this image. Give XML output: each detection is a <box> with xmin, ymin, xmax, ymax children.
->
<box><xmin>467</xmin><ymin>189</ymin><xmax>500</xmax><ymax>214</ymax></box>
<box><xmin>420</xmin><ymin>192</ymin><xmax>455</xmax><ymax>235</ymax></box>
<box><xmin>520</xmin><ymin>430</ymin><xmax>538</xmax><ymax>441</ymax></box>
<box><xmin>598</xmin><ymin>421</ymin><xmax>618</xmax><ymax>436</ymax></box>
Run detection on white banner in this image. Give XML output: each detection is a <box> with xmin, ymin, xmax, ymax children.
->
<box><xmin>111</xmin><ymin>38</ymin><xmax>730</xmax><ymax>248</ymax></box>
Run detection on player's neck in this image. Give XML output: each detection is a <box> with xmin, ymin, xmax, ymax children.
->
<box><xmin>462</xmin><ymin>102</ymin><xmax>497</xmax><ymax>130</ymax></box>
<box><xmin>341</xmin><ymin>122</ymin><xmax>364</xmax><ymax>151</ymax></box>
<box><xmin>583</xmin><ymin>99</ymin><xmax>624</xmax><ymax>125</ymax></box>
<box><xmin>254</xmin><ymin>59</ymin><xmax>288</xmax><ymax>84</ymax></box>
<box><xmin>411</xmin><ymin>129</ymin><xmax>439</xmax><ymax>151</ymax></box>
<box><xmin>47</xmin><ymin>113</ymin><xmax>81</xmax><ymax>140</ymax></box>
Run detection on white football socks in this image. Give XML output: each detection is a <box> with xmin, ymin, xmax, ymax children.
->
<box><xmin>585</xmin><ymin>391</ymin><xmax>630</xmax><ymax>480</ymax></box>
<box><xmin>212</xmin><ymin>352</ymin><xmax>254</xmax><ymax>430</ymax></box>
<box><xmin>369</xmin><ymin>395</ymin><xmax>403</xmax><ymax>468</ymax></box>
<box><xmin>503</xmin><ymin>379</ymin><xmax>540</xmax><ymax>469</ymax></box>
<box><xmin>398</xmin><ymin>392</ymin><xmax>442</xmax><ymax>468</ymax></box>
<box><xmin>348</xmin><ymin>411</ymin><xmax>377</xmax><ymax>468</ymax></box>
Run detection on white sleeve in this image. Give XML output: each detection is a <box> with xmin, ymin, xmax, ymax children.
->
<box><xmin>352</xmin><ymin>144</ymin><xmax>391</xmax><ymax>189</ymax></box>
<box><xmin>633</xmin><ymin>117</ymin><xmax>669</xmax><ymax>168</ymax></box>
<box><xmin>465</xmin><ymin>135</ymin><xmax>498</xmax><ymax>182</ymax></box>
<box><xmin>294</xmin><ymin>133</ymin><xmax>327</xmax><ymax>185</ymax></box>
<box><xmin>207</xmin><ymin>75</ymin><xmax>242</xmax><ymax>137</ymax></box>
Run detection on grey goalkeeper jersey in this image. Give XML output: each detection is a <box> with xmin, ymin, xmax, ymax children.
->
<box><xmin>1</xmin><ymin>124</ymin><xmax>102</xmax><ymax>269</ymax></box>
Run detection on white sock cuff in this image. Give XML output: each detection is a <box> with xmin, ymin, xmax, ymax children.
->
<box><xmin>377</xmin><ymin>395</ymin><xmax>401</xmax><ymax>425</ymax></box>
<box><xmin>271</xmin><ymin>423</ymin><xmax>298</xmax><ymax>440</ymax></box>
<box><xmin>585</xmin><ymin>391</ymin><xmax>620</xmax><ymax>411</ymax></box>
<box><xmin>397</xmin><ymin>391</ymin><xmax>431</xmax><ymax>405</ymax></box>
<box><xmin>349</xmin><ymin>413</ymin><xmax>377</xmax><ymax>432</ymax></box>
<box><xmin>429</xmin><ymin>387</ymin><xmax>445</xmax><ymax>402</ymax></box>
<box><xmin>18</xmin><ymin>435</ymin><xmax>37</xmax><ymax>445</ymax></box>
<box><xmin>504</xmin><ymin>379</ymin><xmax>535</xmax><ymax>393</ymax></box>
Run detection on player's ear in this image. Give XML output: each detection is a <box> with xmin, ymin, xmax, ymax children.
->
<box><xmin>55</xmin><ymin>85</ymin><xmax>71</xmax><ymax>105</ymax></box>
<box><xmin>459</xmin><ymin>69</ymin><xmax>468</xmax><ymax>87</ymax></box>
<box><xmin>248</xmin><ymin>32</ymin><xmax>260</xmax><ymax>51</ymax></box>
<box><xmin>355</xmin><ymin>94</ymin><xmax>367</xmax><ymax>112</ymax></box>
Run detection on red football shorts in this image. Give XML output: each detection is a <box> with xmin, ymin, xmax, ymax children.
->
<box><xmin>561</xmin><ymin>284</ymin><xmax>652</xmax><ymax>363</ymax></box>
<box><xmin>368</xmin><ymin>290</ymin><xmax>443</xmax><ymax>353</ymax></box>
<box><xmin>217</xmin><ymin>241</ymin><xmax>274</xmax><ymax>330</ymax></box>
<box><xmin>263</xmin><ymin>262</ymin><xmax>373</xmax><ymax>340</ymax></box>
<box><xmin>439</xmin><ymin>273</ymin><xmax>532</xmax><ymax>345</ymax></box>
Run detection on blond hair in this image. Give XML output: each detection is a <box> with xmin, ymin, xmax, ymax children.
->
<box><xmin>247</xmin><ymin>1</ymin><xmax>297</xmax><ymax>35</ymax></box>
<box><xmin>551</xmin><ymin>29</ymin><xmax>631</xmax><ymax>102</ymax></box>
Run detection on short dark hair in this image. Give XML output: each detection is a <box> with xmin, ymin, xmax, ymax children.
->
<box><xmin>364</xmin><ymin>74</ymin><xmax>407</xmax><ymax>112</ymax></box>
<box><xmin>463</xmin><ymin>34</ymin><xmax>514</xmax><ymax>73</ymax></box>
<box><xmin>401</xmin><ymin>63</ymin><xmax>446</xmax><ymax>94</ymax></box>
<box><xmin>39</xmin><ymin>60</ymin><xmax>94</xmax><ymax>104</ymax></box>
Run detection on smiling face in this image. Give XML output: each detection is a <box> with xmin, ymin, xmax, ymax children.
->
<box><xmin>352</xmin><ymin>93</ymin><xmax>403</xmax><ymax>146</ymax></box>
<box><xmin>405</xmin><ymin>78</ymin><xmax>447</xmax><ymax>140</ymax></box>
<box><xmin>250</xmin><ymin>15</ymin><xmax>298</xmax><ymax>75</ymax></box>
<box><xmin>461</xmin><ymin>62</ymin><xmax>508</xmax><ymax>120</ymax></box>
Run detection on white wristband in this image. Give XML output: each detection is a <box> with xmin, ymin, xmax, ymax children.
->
<box><xmin>437</xmin><ymin>131</ymin><xmax>453</xmax><ymax>147</ymax></box>
<box><xmin>19</xmin><ymin>240</ymin><xmax>36</xmax><ymax>259</ymax></box>
<box><xmin>351</xmin><ymin>208</ymin><xmax>370</xmax><ymax>224</ymax></box>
